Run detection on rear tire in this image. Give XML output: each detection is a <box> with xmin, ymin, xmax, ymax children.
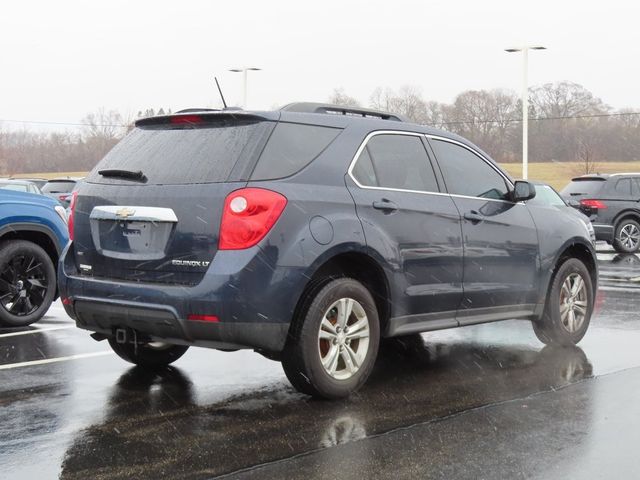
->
<box><xmin>108</xmin><ymin>339</ymin><xmax>189</xmax><ymax>368</ymax></box>
<box><xmin>282</xmin><ymin>278</ymin><xmax>380</xmax><ymax>399</ymax></box>
<box><xmin>533</xmin><ymin>258</ymin><xmax>593</xmax><ymax>346</ymax></box>
<box><xmin>0</xmin><ymin>240</ymin><xmax>56</xmax><ymax>327</ymax></box>
<box><xmin>613</xmin><ymin>218</ymin><xmax>640</xmax><ymax>253</ymax></box>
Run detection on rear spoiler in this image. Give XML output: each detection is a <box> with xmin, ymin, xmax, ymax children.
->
<box><xmin>570</xmin><ymin>176</ymin><xmax>607</xmax><ymax>182</ymax></box>
<box><xmin>135</xmin><ymin>110</ymin><xmax>280</xmax><ymax>127</ymax></box>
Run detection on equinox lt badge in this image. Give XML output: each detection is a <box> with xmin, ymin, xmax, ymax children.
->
<box><xmin>172</xmin><ymin>259</ymin><xmax>210</xmax><ymax>267</ymax></box>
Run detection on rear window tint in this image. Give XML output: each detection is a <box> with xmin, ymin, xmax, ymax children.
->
<box><xmin>87</xmin><ymin>120</ymin><xmax>272</xmax><ymax>185</ymax></box>
<box><xmin>561</xmin><ymin>180</ymin><xmax>605</xmax><ymax>196</ymax></box>
<box><xmin>250</xmin><ymin>123</ymin><xmax>341</xmax><ymax>180</ymax></box>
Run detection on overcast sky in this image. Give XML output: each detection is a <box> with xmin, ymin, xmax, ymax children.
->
<box><xmin>1</xmin><ymin>0</ymin><xmax>639</xmax><ymax>129</ymax></box>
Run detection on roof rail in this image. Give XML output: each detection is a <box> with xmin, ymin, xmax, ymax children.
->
<box><xmin>280</xmin><ymin>102</ymin><xmax>406</xmax><ymax>122</ymax></box>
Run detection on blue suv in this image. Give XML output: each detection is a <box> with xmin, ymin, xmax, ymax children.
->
<box><xmin>0</xmin><ymin>189</ymin><xmax>69</xmax><ymax>326</ymax></box>
<box><xmin>59</xmin><ymin>103</ymin><xmax>598</xmax><ymax>399</ymax></box>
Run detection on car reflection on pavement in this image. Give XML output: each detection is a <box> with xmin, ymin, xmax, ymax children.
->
<box><xmin>59</xmin><ymin>335</ymin><xmax>593</xmax><ymax>479</ymax></box>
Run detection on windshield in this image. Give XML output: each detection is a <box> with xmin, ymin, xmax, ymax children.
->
<box><xmin>529</xmin><ymin>184</ymin><xmax>567</xmax><ymax>207</ymax></box>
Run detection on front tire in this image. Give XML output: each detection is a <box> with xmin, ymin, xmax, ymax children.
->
<box><xmin>613</xmin><ymin>218</ymin><xmax>640</xmax><ymax>253</ymax></box>
<box><xmin>533</xmin><ymin>258</ymin><xmax>594</xmax><ymax>346</ymax></box>
<box><xmin>108</xmin><ymin>339</ymin><xmax>189</xmax><ymax>368</ymax></box>
<box><xmin>0</xmin><ymin>240</ymin><xmax>56</xmax><ymax>327</ymax></box>
<box><xmin>282</xmin><ymin>278</ymin><xmax>380</xmax><ymax>399</ymax></box>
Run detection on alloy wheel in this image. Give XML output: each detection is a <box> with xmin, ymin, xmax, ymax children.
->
<box><xmin>559</xmin><ymin>273</ymin><xmax>588</xmax><ymax>333</ymax></box>
<box><xmin>0</xmin><ymin>254</ymin><xmax>48</xmax><ymax>317</ymax></box>
<box><xmin>619</xmin><ymin>223</ymin><xmax>640</xmax><ymax>250</ymax></box>
<box><xmin>318</xmin><ymin>298</ymin><xmax>371</xmax><ymax>380</ymax></box>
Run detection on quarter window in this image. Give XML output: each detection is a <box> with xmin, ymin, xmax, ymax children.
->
<box><xmin>251</xmin><ymin>122</ymin><xmax>341</xmax><ymax>180</ymax></box>
<box><xmin>615</xmin><ymin>178</ymin><xmax>632</xmax><ymax>196</ymax></box>
<box><xmin>430</xmin><ymin>139</ymin><xmax>509</xmax><ymax>200</ymax></box>
<box><xmin>352</xmin><ymin>134</ymin><xmax>439</xmax><ymax>192</ymax></box>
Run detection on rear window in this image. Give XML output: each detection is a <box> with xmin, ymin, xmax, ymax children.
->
<box><xmin>42</xmin><ymin>181</ymin><xmax>76</xmax><ymax>193</ymax></box>
<box><xmin>561</xmin><ymin>179</ymin><xmax>605</xmax><ymax>196</ymax></box>
<box><xmin>87</xmin><ymin>120</ymin><xmax>273</xmax><ymax>185</ymax></box>
<box><xmin>250</xmin><ymin>122</ymin><xmax>341</xmax><ymax>180</ymax></box>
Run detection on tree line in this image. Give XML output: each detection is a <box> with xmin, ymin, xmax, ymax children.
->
<box><xmin>331</xmin><ymin>81</ymin><xmax>640</xmax><ymax>167</ymax></box>
<box><xmin>0</xmin><ymin>108</ymin><xmax>168</xmax><ymax>176</ymax></box>
<box><xmin>1</xmin><ymin>82</ymin><xmax>639</xmax><ymax>175</ymax></box>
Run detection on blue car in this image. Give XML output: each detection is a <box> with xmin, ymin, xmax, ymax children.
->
<box><xmin>0</xmin><ymin>189</ymin><xmax>69</xmax><ymax>326</ymax></box>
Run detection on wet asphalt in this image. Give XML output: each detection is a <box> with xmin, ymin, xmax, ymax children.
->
<box><xmin>1</xmin><ymin>246</ymin><xmax>640</xmax><ymax>479</ymax></box>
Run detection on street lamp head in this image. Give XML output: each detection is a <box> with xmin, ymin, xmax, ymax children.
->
<box><xmin>228</xmin><ymin>69</ymin><xmax>243</xmax><ymax>73</ymax></box>
<box><xmin>505</xmin><ymin>46</ymin><xmax>547</xmax><ymax>53</ymax></box>
<box><xmin>247</xmin><ymin>67</ymin><xmax>262</xmax><ymax>71</ymax></box>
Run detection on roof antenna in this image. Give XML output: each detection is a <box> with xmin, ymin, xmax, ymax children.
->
<box><xmin>214</xmin><ymin>76</ymin><xmax>228</xmax><ymax>109</ymax></box>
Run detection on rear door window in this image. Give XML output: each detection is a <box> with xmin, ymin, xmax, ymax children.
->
<box><xmin>87</xmin><ymin>120</ymin><xmax>273</xmax><ymax>185</ymax></box>
<box><xmin>615</xmin><ymin>178</ymin><xmax>632</xmax><ymax>196</ymax></box>
<box><xmin>351</xmin><ymin>134</ymin><xmax>439</xmax><ymax>192</ymax></box>
<box><xmin>250</xmin><ymin>123</ymin><xmax>341</xmax><ymax>180</ymax></box>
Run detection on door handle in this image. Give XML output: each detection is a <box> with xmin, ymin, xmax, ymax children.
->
<box><xmin>464</xmin><ymin>211</ymin><xmax>484</xmax><ymax>223</ymax></box>
<box><xmin>372</xmin><ymin>199</ymin><xmax>398</xmax><ymax>213</ymax></box>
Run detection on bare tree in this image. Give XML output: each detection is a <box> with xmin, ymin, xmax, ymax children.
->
<box><xmin>529</xmin><ymin>81</ymin><xmax>610</xmax><ymax>118</ymax></box>
<box><xmin>81</xmin><ymin>108</ymin><xmax>125</xmax><ymax>141</ymax></box>
<box><xmin>369</xmin><ymin>85</ymin><xmax>430</xmax><ymax>123</ymax></box>
<box><xmin>574</xmin><ymin>137</ymin><xmax>600</xmax><ymax>175</ymax></box>
<box><xmin>327</xmin><ymin>88</ymin><xmax>361</xmax><ymax>107</ymax></box>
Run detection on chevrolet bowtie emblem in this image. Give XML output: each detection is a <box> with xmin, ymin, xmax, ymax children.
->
<box><xmin>115</xmin><ymin>207</ymin><xmax>136</xmax><ymax>219</ymax></box>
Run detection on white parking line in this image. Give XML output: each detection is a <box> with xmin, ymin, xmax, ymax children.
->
<box><xmin>0</xmin><ymin>325</ymin><xmax>76</xmax><ymax>338</ymax></box>
<box><xmin>0</xmin><ymin>351</ymin><xmax>114</xmax><ymax>370</ymax></box>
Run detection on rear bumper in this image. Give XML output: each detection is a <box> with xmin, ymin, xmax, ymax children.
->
<box><xmin>72</xmin><ymin>298</ymin><xmax>288</xmax><ymax>352</ymax></box>
<box><xmin>593</xmin><ymin>223</ymin><xmax>614</xmax><ymax>243</ymax></box>
<box><xmin>58</xmin><ymin>243</ymin><xmax>304</xmax><ymax>352</ymax></box>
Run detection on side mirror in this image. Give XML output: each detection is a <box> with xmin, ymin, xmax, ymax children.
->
<box><xmin>512</xmin><ymin>180</ymin><xmax>536</xmax><ymax>202</ymax></box>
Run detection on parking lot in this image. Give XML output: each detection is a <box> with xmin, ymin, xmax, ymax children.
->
<box><xmin>0</xmin><ymin>245</ymin><xmax>638</xmax><ymax>479</ymax></box>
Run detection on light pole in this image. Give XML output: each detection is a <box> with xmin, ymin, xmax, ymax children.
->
<box><xmin>228</xmin><ymin>67</ymin><xmax>261</xmax><ymax>108</ymax></box>
<box><xmin>505</xmin><ymin>46</ymin><xmax>546</xmax><ymax>179</ymax></box>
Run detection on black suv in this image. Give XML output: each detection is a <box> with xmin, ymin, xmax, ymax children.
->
<box><xmin>59</xmin><ymin>103</ymin><xmax>597</xmax><ymax>399</ymax></box>
<box><xmin>562</xmin><ymin>173</ymin><xmax>640</xmax><ymax>253</ymax></box>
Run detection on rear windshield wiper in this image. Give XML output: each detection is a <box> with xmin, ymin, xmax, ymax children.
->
<box><xmin>98</xmin><ymin>169</ymin><xmax>147</xmax><ymax>182</ymax></box>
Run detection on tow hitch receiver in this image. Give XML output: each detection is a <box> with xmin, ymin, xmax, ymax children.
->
<box><xmin>115</xmin><ymin>327</ymin><xmax>132</xmax><ymax>344</ymax></box>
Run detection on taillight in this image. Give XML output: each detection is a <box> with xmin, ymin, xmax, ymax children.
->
<box><xmin>219</xmin><ymin>188</ymin><xmax>287</xmax><ymax>250</ymax></box>
<box><xmin>580</xmin><ymin>199</ymin><xmax>607</xmax><ymax>209</ymax></box>
<box><xmin>68</xmin><ymin>191</ymin><xmax>78</xmax><ymax>241</ymax></box>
